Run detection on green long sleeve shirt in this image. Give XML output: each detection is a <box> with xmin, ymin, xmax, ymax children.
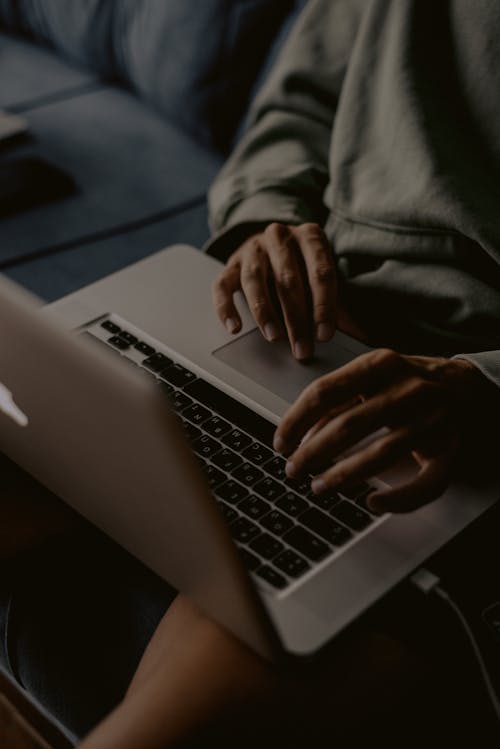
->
<box><xmin>206</xmin><ymin>0</ymin><xmax>500</xmax><ymax>388</ymax></box>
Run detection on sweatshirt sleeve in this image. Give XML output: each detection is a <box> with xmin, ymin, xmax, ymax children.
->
<box><xmin>205</xmin><ymin>0</ymin><xmax>364</xmax><ymax>260</ymax></box>
<box><xmin>454</xmin><ymin>351</ymin><xmax>500</xmax><ymax>390</ymax></box>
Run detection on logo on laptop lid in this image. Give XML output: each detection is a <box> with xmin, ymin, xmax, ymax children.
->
<box><xmin>0</xmin><ymin>383</ymin><xmax>28</xmax><ymax>427</ymax></box>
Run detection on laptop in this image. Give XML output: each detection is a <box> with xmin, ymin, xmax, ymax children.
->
<box><xmin>0</xmin><ymin>244</ymin><xmax>498</xmax><ymax>660</ymax></box>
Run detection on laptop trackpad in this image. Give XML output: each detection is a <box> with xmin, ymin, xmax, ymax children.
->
<box><xmin>213</xmin><ymin>328</ymin><xmax>357</xmax><ymax>405</ymax></box>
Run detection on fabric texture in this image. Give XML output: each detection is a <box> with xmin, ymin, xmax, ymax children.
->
<box><xmin>0</xmin><ymin>85</ymin><xmax>221</xmax><ymax>265</ymax></box>
<box><xmin>0</xmin><ymin>33</ymin><xmax>96</xmax><ymax>111</ymax></box>
<box><xmin>0</xmin><ymin>0</ymin><xmax>295</xmax><ymax>151</ymax></box>
<box><xmin>206</xmin><ymin>0</ymin><xmax>500</xmax><ymax>386</ymax></box>
<box><xmin>1</xmin><ymin>528</ymin><xmax>176</xmax><ymax>740</ymax></box>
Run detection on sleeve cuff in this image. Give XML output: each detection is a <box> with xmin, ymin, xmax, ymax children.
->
<box><xmin>205</xmin><ymin>190</ymin><xmax>315</xmax><ymax>261</ymax></box>
<box><xmin>204</xmin><ymin>222</ymin><xmax>273</xmax><ymax>262</ymax></box>
<box><xmin>453</xmin><ymin>350</ymin><xmax>500</xmax><ymax>389</ymax></box>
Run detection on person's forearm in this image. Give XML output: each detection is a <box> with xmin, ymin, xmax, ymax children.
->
<box><xmin>79</xmin><ymin>596</ymin><xmax>274</xmax><ymax>749</ymax></box>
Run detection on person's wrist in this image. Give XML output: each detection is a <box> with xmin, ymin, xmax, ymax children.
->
<box><xmin>431</xmin><ymin>356</ymin><xmax>488</xmax><ymax>395</ymax></box>
<box><xmin>449</xmin><ymin>357</ymin><xmax>499</xmax><ymax>400</ymax></box>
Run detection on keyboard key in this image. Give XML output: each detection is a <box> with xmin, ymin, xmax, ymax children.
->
<box><xmin>160</xmin><ymin>363</ymin><xmax>197</xmax><ymax>388</ymax></box>
<box><xmin>101</xmin><ymin>320</ymin><xmax>121</xmax><ymax>334</ymax></box>
<box><xmin>309</xmin><ymin>491</ymin><xmax>341</xmax><ymax>512</ymax></box>
<box><xmin>283</xmin><ymin>526</ymin><xmax>330</xmax><ymax>562</ymax></box>
<box><xmin>260</xmin><ymin>510</ymin><xmax>294</xmax><ymax>537</ymax></box>
<box><xmin>273</xmin><ymin>550</ymin><xmax>310</xmax><ymax>578</ymax></box>
<box><xmin>239</xmin><ymin>495</ymin><xmax>272</xmax><ymax>520</ymax></box>
<box><xmin>119</xmin><ymin>331</ymin><xmax>138</xmax><ymax>345</ymax></box>
<box><xmin>356</xmin><ymin>490</ymin><xmax>377</xmax><ymax>512</ymax></box>
<box><xmin>143</xmin><ymin>352</ymin><xmax>173</xmax><ymax>372</ymax></box>
<box><xmin>256</xmin><ymin>566</ymin><xmax>287</xmax><ymax>590</ymax></box>
<box><xmin>263</xmin><ymin>456</ymin><xmax>287</xmax><ymax>481</ymax></box>
<box><xmin>204</xmin><ymin>416</ymin><xmax>232</xmax><ymax>439</ymax></box>
<box><xmin>217</xmin><ymin>501</ymin><xmax>238</xmax><ymax>523</ymax></box>
<box><xmin>276</xmin><ymin>492</ymin><xmax>309</xmax><ymax>517</ymax></box>
<box><xmin>330</xmin><ymin>500</ymin><xmax>374</xmax><ymax>532</ymax></box>
<box><xmin>192</xmin><ymin>434</ymin><xmax>221</xmax><ymax>459</ymax></box>
<box><xmin>238</xmin><ymin>548</ymin><xmax>261</xmax><ymax>572</ymax></box>
<box><xmin>284</xmin><ymin>476</ymin><xmax>312</xmax><ymax>496</ymax></box>
<box><xmin>185</xmin><ymin>379</ymin><xmax>275</xmax><ymax>446</ymax></box>
<box><xmin>250</xmin><ymin>533</ymin><xmax>284</xmax><ymax>560</ymax></box>
<box><xmin>300</xmin><ymin>508</ymin><xmax>352</xmax><ymax>546</ymax></box>
<box><xmin>108</xmin><ymin>335</ymin><xmax>129</xmax><ymax>350</ymax></box>
<box><xmin>216</xmin><ymin>480</ymin><xmax>249</xmax><ymax>505</ymax></box>
<box><xmin>158</xmin><ymin>381</ymin><xmax>175</xmax><ymax>395</ymax></box>
<box><xmin>242</xmin><ymin>442</ymin><xmax>274</xmax><ymax>466</ymax></box>
<box><xmin>254</xmin><ymin>477</ymin><xmax>286</xmax><ymax>502</ymax></box>
<box><xmin>222</xmin><ymin>429</ymin><xmax>252</xmax><ymax>452</ymax></box>
<box><xmin>230</xmin><ymin>517</ymin><xmax>261</xmax><ymax>543</ymax></box>
<box><xmin>211</xmin><ymin>448</ymin><xmax>243</xmax><ymax>473</ymax></box>
<box><xmin>182</xmin><ymin>422</ymin><xmax>201</xmax><ymax>442</ymax></box>
<box><xmin>339</xmin><ymin>480</ymin><xmax>372</xmax><ymax>501</ymax></box>
<box><xmin>134</xmin><ymin>341</ymin><xmax>155</xmax><ymax>356</ymax></box>
<box><xmin>170</xmin><ymin>391</ymin><xmax>193</xmax><ymax>412</ymax></box>
<box><xmin>203</xmin><ymin>464</ymin><xmax>226</xmax><ymax>490</ymax></box>
<box><xmin>232</xmin><ymin>462</ymin><xmax>264</xmax><ymax>487</ymax></box>
<box><xmin>182</xmin><ymin>403</ymin><xmax>211</xmax><ymax>426</ymax></box>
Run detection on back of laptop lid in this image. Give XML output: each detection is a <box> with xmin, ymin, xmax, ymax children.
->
<box><xmin>0</xmin><ymin>275</ymin><xmax>278</xmax><ymax>659</ymax></box>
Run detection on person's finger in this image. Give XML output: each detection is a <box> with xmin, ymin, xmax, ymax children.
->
<box><xmin>212</xmin><ymin>263</ymin><xmax>244</xmax><ymax>334</ymax></box>
<box><xmin>274</xmin><ymin>349</ymin><xmax>407</xmax><ymax>453</ymax></box>
<box><xmin>300</xmin><ymin>398</ymin><xmax>362</xmax><ymax>445</ymax></box>
<box><xmin>308</xmin><ymin>415</ymin><xmax>450</xmax><ymax>496</ymax></box>
<box><xmin>239</xmin><ymin>242</ymin><xmax>282</xmax><ymax>342</ymax></box>
<box><xmin>365</xmin><ymin>448</ymin><xmax>456</xmax><ymax>514</ymax></box>
<box><xmin>296</xmin><ymin>224</ymin><xmax>337</xmax><ymax>342</ymax></box>
<box><xmin>264</xmin><ymin>223</ymin><xmax>313</xmax><ymax>361</ymax></box>
<box><xmin>285</xmin><ymin>379</ymin><xmax>443</xmax><ymax>478</ymax></box>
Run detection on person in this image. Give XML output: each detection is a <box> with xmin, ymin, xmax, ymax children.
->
<box><xmin>78</xmin><ymin>0</ymin><xmax>500</xmax><ymax>746</ymax></box>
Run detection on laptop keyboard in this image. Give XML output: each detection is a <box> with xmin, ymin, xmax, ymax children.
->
<box><xmin>84</xmin><ymin>317</ymin><xmax>380</xmax><ymax>593</ymax></box>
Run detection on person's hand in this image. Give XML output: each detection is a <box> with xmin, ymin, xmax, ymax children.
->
<box><xmin>212</xmin><ymin>222</ymin><xmax>337</xmax><ymax>361</ymax></box>
<box><xmin>273</xmin><ymin>350</ymin><xmax>498</xmax><ymax>513</ymax></box>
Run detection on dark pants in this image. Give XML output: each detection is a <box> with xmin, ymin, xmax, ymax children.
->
<box><xmin>2</xmin><ymin>507</ymin><xmax>500</xmax><ymax>744</ymax></box>
<box><xmin>0</xmin><ymin>523</ymin><xmax>176</xmax><ymax>740</ymax></box>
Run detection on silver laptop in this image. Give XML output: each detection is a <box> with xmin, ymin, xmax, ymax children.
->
<box><xmin>0</xmin><ymin>244</ymin><xmax>498</xmax><ymax>660</ymax></box>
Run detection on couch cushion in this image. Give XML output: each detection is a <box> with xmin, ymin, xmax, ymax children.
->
<box><xmin>0</xmin><ymin>33</ymin><xmax>96</xmax><ymax>110</ymax></box>
<box><xmin>114</xmin><ymin>0</ymin><xmax>295</xmax><ymax>151</ymax></box>
<box><xmin>0</xmin><ymin>0</ymin><xmax>295</xmax><ymax>151</ymax></box>
<box><xmin>0</xmin><ymin>87</ymin><xmax>222</xmax><ymax>265</ymax></box>
<box><xmin>5</xmin><ymin>202</ymin><xmax>211</xmax><ymax>302</ymax></box>
<box><xmin>0</xmin><ymin>0</ymin><xmax>115</xmax><ymax>75</ymax></box>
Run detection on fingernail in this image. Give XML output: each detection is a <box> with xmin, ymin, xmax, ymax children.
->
<box><xmin>316</xmin><ymin>322</ymin><xmax>334</xmax><ymax>342</ymax></box>
<box><xmin>285</xmin><ymin>461</ymin><xmax>296</xmax><ymax>478</ymax></box>
<box><xmin>366</xmin><ymin>494</ymin><xmax>385</xmax><ymax>516</ymax></box>
<box><xmin>264</xmin><ymin>322</ymin><xmax>280</xmax><ymax>342</ymax></box>
<box><xmin>226</xmin><ymin>318</ymin><xmax>239</xmax><ymax>334</ymax></box>
<box><xmin>311</xmin><ymin>477</ymin><xmax>327</xmax><ymax>494</ymax></box>
<box><xmin>294</xmin><ymin>339</ymin><xmax>312</xmax><ymax>360</ymax></box>
<box><xmin>274</xmin><ymin>434</ymin><xmax>285</xmax><ymax>452</ymax></box>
